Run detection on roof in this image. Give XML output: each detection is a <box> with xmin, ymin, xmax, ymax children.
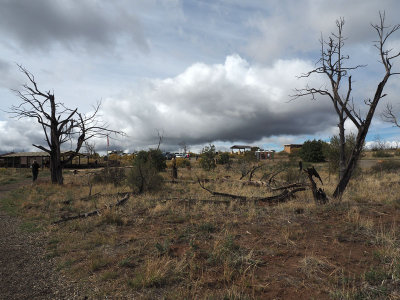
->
<box><xmin>283</xmin><ymin>144</ymin><xmax>303</xmax><ymax>147</ymax></box>
<box><xmin>0</xmin><ymin>151</ymin><xmax>89</xmax><ymax>158</ymax></box>
<box><xmin>230</xmin><ymin>145</ymin><xmax>252</xmax><ymax>149</ymax></box>
<box><xmin>0</xmin><ymin>152</ymin><xmax>50</xmax><ymax>158</ymax></box>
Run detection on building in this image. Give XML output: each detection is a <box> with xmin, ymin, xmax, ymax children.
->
<box><xmin>230</xmin><ymin>145</ymin><xmax>252</xmax><ymax>154</ymax></box>
<box><xmin>0</xmin><ymin>151</ymin><xmax>92</xmax><ymax>168</ymax></box>
<box><xmin>283</xmin><ymin>144</ymin><xmax>302</xmax><ymax>154</ymax></box>
<box><xmin>255</xmin><ymin>150</ymin><xmax>275</xmax><ymax>160</ymax></box>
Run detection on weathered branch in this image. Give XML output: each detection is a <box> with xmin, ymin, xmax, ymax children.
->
<box><xmin>304</xmin><ymin>167</ymin><xmax>328</xmax><ymax>205</ymax></box>
<box><xmin>240</xmin><ymin>164</ymin><xmax>263</xmax><ymax>180</ymax></box>
<box><xmin>198</xmin><ymin>179</ymin><xmax>247</xmax><ymax>201</ymax></box>
<box><xmin>382</xmin><ymin>102</ymin><xmax>400</xmax><ymax>127</ymax></box>
<box><xmin>53</xmin><ymin>193</ymin><xmax>130</xmax><ymax>224</ymax></box>
<box><xmin>198</xmin><ymin>178</ymin><xmax>307</xmax><ymax>204</ymax></box>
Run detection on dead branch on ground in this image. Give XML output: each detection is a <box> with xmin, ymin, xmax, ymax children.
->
<box><xmin>240</xmin><ymin>164</ymin><xmax>263</xmax><ymax>180</ymax></box>
<box><xmin>79</xmin><ymin>191</ymin><xmax>132</xmax><ymax>201</ymax></box>
<box><xmin>53</xmin><ymin>193</ymin><xmax>130</xmax><ymax>224</ymax></box>
<box><xmin>197</xmin><ymin>178</ymin><xmax>307</xmax><ymax>204</ymax></box>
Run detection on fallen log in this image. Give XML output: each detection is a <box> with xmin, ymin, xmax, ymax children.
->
<box><xmin>198</xmin><ymin>178</ymin><xmax>307</xmax><ymax>204</ymax></box>
<box><xmin>198</xmin><ymin>179</ymin><xmax>247</xmax><ymax>201</ymax></box>
<box><xmin>80</xmin><ymin>191</ymin><xmax>132</xmax><ymax>201</ymax></box>
<box><xmin>176</xmin><ymin>198</ymin><xmax>231</xmax><ymax>205</ymax></box>
<box><xmin>158</xmin><ymin>197</ymin><xmax>231</xmax><ymax>205</ymax></box>
<box><xmin>270</xmin><ymin>182</ymin><xmax>306</xmax><ymax>191</ymax></box>
<box><xmin>163</xmin><ymin>179</ymin><xmax>197</xmax><ymax>184</ymax></box>
<box><xmin>255</xmin><ymin>187</ymin><xmax>306</xmax><ymax>204</ymax></box>
<box><xmin>53</xmin><ymin>193</ymin><xmax>130</xmax><ymax>224</ymax></box>
<box><xmin>53</xmin><ymin>209</ymin><xmax>100</xmax><ymax>224</ymax></box>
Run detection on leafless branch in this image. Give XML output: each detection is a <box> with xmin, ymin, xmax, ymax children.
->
<box><xmin>382</xmin><ymin>103</ymin><xmax>400</xmax><ymax>127</ymax></box>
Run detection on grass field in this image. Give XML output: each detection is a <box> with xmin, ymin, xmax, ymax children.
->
<box><xmin>1</xmin><ymin>158</ymin><xmax>399</xmax><ymax>299</ymax></box>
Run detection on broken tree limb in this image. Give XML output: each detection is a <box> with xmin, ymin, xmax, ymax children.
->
<box><xmin>80</xmin><ymin>191</ymin><xmax>132</xmax><ymax>201</ymax></box>
<box><xmin>240</xmin><ymin>164</ymin><xmax>263</xmax><ymax>180</ymax></box>
<box><xmin>198</xmin><ymin>179</ymin><xmax>247</xmax><ymax>201</ymax></box>
<box><xmin>53</xmin><ymin>193</ymin><xmax>130</xmax><ymax>224</ymax></box>
<box><xmin>198</xmin><ymin>178</ymin><xmax>307</xmax><ymax>204</ymax></box>
<box><xmin>174</xmin><ymin>198</ymin><xmax>231</xmax><ymax>205</ymax></box>
<box><xmin>80</xmin><ymin>192</ymin><xmax>101</xmax><ymax>201</ymax></box>
<box><xmin>255</xmin><ymin>187</ymin><xmax>306</xmax><ymax>204</ymax></box>
<box><xmin>270</xmin><ymin>182</ymin><xmax>306</xmax><ymax>191</ymax></box>
<box><xmin>249</xmin><ymin>164</ymin><xmax>263</xmax><ymax>181</ymax></box>
<box><xmin>52</xmin><ymin>209</ymin><xmax>100</xmax><ymax>224</ymax></box>
<box><xmin>304</xmin><ymin>167</ymin><xmax>328</xmax><ymax>205</ymax></box>
<box><xmin>260</xmin><ymin>169</ymin><xmax>284</xmax><ymax>187</ymax></box>
<box><xmin>158</xmin><ymin>197</ymin><xmax>231</xmax><ymax>205</ymax></box>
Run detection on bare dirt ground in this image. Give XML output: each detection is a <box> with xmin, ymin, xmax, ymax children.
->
<box><xmin>0</xmin><ymin>182</ymin><xmax>85</xmax><ymax>300</ymax></box>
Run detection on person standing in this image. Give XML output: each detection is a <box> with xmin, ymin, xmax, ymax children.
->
<box><xmin>31</xmin><ymin>160</ymin><xmax>40</xmax><ymax>182</ymax></box>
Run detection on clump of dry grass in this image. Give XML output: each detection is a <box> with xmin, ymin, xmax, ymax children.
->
<box><xmin>128</xmin><ymin>256</ymin><xmax>187</xmax><ymax>289</ymax></box>
<box><xmin>300</xmin><ymin>255</ymin><xmax>336</xmax><ymax>280</ymax></box>
<box><xmin>346</xmin><ymin>206</ymin><xmax>374</xmax><ymax>231</ymax></box>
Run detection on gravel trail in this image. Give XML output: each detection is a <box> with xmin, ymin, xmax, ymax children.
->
<box><xmin>0</xmin><ymin>184</ymin><xmax>86</xmax><ymax>300</ymax></box>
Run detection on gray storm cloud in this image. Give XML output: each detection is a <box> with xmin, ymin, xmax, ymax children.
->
<box><xmin>0</xmin><ymin>119</ymin><xmax>44</xmax><ymax>152</ymax></box>
<box><xmin>101</xmin><ymin>55</ymin><xmax>337</xmax><ymax>150</ymax></box>
<box><xmin>0</xmin><ymin>0</ymin><xmax>149</xmax><ymax>53</ymax></box>
<box><xmin>245</xmin><ymin>0</ymin><xmax>400</xmax><ymax>63</ymax></box>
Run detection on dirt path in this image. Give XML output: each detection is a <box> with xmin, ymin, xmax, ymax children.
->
<box><xmin>0</xmin><ymin>183</ymin><xmax>85</xmax><ymax>300</ymax></box>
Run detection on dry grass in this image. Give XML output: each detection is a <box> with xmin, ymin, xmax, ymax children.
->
<box><xmin>1</xmin><ymin>160</ymin><xmax>400</xmax><ymax>298</ymax></box>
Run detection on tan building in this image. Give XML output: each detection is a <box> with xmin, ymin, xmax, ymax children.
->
<box><xmin>283</xmin><ymin>144</ymin><xmax>302</xmax><ymax>154</ymax></box>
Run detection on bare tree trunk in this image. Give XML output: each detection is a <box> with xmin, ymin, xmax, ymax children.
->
<box><xmin>338</xmin><ymin>117</ymin><xmax>346</xmax><ymax>181</ymax></box>
<box><xmin>334</xmin><ymin>76</ymin><xmax>389</xmax><ymax>198</ymax></box>
<box><xmin>333</xmin><ymin>129</ymin><xmax>365</xmax><ymax>198</ymax></box>
<box><xmin>50</xmin><ymin>149</ymin><xmax>63</xmax><ymax>184</ymax></box>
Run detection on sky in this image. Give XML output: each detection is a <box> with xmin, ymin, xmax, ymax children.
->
<box><xmin>1</xmin><ymin>0</ymin><xmax>400</xmax><ymax>154</ymax></box>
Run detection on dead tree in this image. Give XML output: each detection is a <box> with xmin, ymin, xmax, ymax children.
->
<box><xmin>84</xmin><ymin>141</ymin><xmax>96</xmax><ymax>157</ymax></box>
<box><xmin>293</xmin><ymin>13</ymin><xmax>400</xmax><ymax>198</ymax></box>
<box><xmin>293</xmin><ymin>18</ymin><xmax>363</xmax><ymax>182</ymax></box>
<box><xmin>10</xmin><ymin>65</ymin><xmax>124</xmax><ymax>184</ymax></box>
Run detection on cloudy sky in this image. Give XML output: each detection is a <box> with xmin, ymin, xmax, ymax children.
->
<box><xmin>1</xmin><ymin>0</ymin><xmax>400</xmax><ymax>153</ymax></box>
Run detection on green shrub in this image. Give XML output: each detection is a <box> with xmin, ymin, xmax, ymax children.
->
<box><xmin>217</xmin><ymin>152</ymin><xmax>230</xmax><ymax>165</ymax></box>
<box><xmin>199</xmin><ymin>144</ymin><xmax>216</xmax><ymax>171</ymax></box>
<box><xmin>324</xmin><ymin>133</ymin><xmax>359</xmax><ymax>173</ymax></box>
<box><xmin>128</xmin><ymin>151</ymin><xmax>164</xmax><ymax>194</ymax></box>
<box><xmin>175</xmin><ymin>158</ymin><xmax>191</xmax><ymax>168</ymax></box>
<box><xmin>299</xmin><ymin>139</ymin><xmax>325</xmax><ymax>162</ymax></box>
<box><xmin>242</xmin><ymin>151</ymin><xmax>257</xmax><ymax>163</ymax></box>
<box><xmin>289</xmin><ymin>147</ymin><xmax>301</xmax><ymax>159</ymax></box>
<box><xmin>133</xmin><ymin>149</ymin><xmax>166</xmax><ymax>172</ymax></box>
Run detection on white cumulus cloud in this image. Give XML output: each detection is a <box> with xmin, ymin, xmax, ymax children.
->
<box><xmin>100</xmin><ymin>54</ymin><xmax>336</xmax><ymax>151</ymax></box>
